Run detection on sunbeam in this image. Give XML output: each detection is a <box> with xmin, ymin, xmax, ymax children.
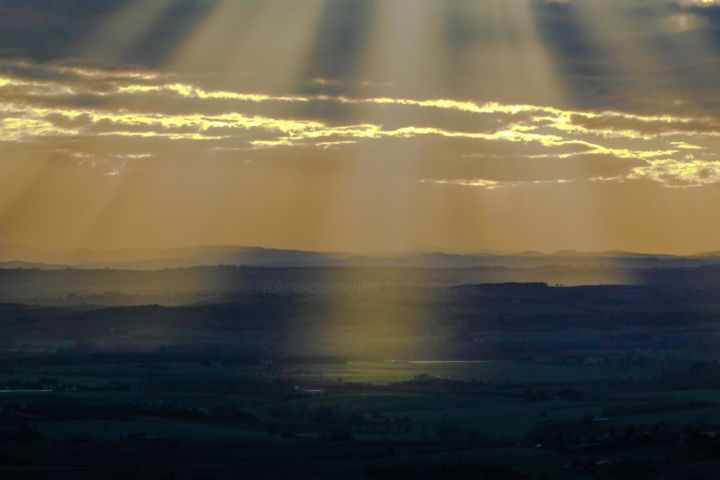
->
<box><xmin>80</xmin><ymin>0</ymin><xmax>180</xmax><ymax>63</ymax></box>
<box><xmin>4</xmin><ymin>4</ymin><xmax>720</xmax><ymax>477</ymax></box>
<box><xmin>173</xmin><ymin>0</ymin><xmax>327</xmax><ymax>90</ymax></box>
<box><xmin>446</xmin><ymin>0</ymin><xmax>563</xmax><ymax>104</ymax></box>
<box><xmin>0</xmin><ymin>0</ymin><xmax>719</xmax><ymax>254</ymax></box>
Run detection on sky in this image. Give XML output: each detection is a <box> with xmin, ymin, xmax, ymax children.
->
<box><xmin>1</xmin><ymin>0</ymin><xmax>720</xmax><ymax>255</ymax></box>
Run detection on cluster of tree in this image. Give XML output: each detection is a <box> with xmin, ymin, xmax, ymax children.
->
<box><xmin>603</xmin><ymin>400</ymin><xmax>716</xmax><ymax>417</ymax></box>
<box><xmin>265</xmin><ymin>403</ymin><xmax>413</xmax><ymax>434</ymax></box>
<box><xmin>366</xmin><ymin>461</ymin><xmax>534</xmax><ymax>480</ymax></box>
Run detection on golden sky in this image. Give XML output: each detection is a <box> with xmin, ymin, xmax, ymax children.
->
<box><xmin>1</xmin><ymin>0</ymin><xmax>720</xmax><ymax>254</ymax></box>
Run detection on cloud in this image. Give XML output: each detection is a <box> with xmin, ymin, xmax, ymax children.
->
<box><xmin>662</xmin><ymin>12</ymin><xmax>709</xmax><ymax>33</ymax></box>
<box><xmin>629</xmin><ymin>159</ymin><xmax>720</xmax><ymax>187</ymax></box>
<box><xmin>1</xmin><ymin>61</ymin><xmax>720</xmax><ymax>188</ymax></box>
<box><xmin>675</xmin><ymin>0</ymin><xmax>720</xmax><ymax>7</ymax></box>
<box><xmin>546</xmin><ymin>0</ymin><xmax>720</xmax><ymax>7</ymax></box>
<box><xmin>422</xmin><ymin>178</ymin><xmax>573</xmax><ymax>190</ymax></box>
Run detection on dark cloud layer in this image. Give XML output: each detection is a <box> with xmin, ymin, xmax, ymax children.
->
<box><xmin>1</xmin><ymin>0</ymin><xmax>719</xmax><ymax>108</ymax></box>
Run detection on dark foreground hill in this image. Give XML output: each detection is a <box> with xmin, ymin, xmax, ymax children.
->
<box><xmin>2</xmin><ymin>274</ymin><xmax>720</xmax><ymax>479</ymax></box>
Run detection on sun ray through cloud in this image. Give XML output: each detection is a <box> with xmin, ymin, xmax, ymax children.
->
<box><xmin>1</xmin><ymin>1</ymin><xmax>720</xmax><ymax>254</ymax></box>
<box><xmin>79</xmin><ymin>0</ymin><xmax>181</xmax><ymax>63</ymax></box>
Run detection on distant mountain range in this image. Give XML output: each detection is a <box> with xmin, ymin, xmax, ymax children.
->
<box><xmin>2</xmin><ymin>245</ymin><xmax>720</xmax><ymax>270</ymax></box>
